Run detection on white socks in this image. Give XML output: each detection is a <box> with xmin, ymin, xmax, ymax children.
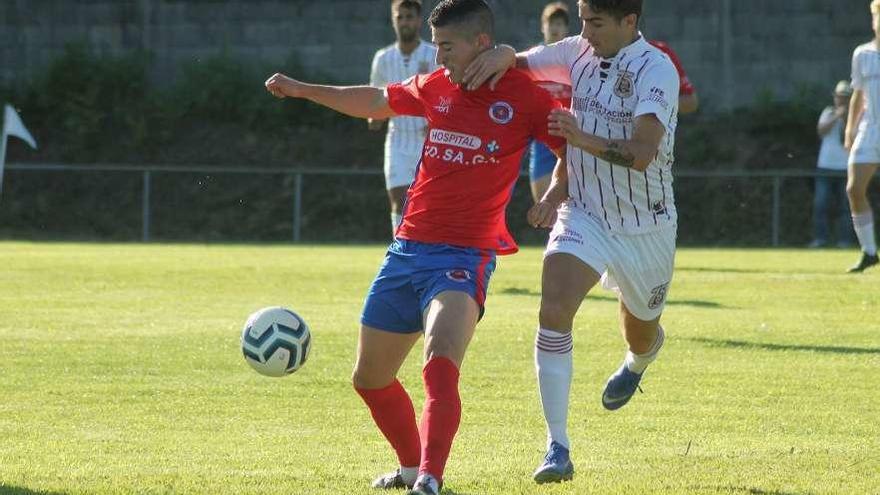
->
<box><xmin>391</xmin><ymin>213</ymin><xmax>402</xmax><ymax>234</ymax></box>
<box><xmin>399</xmin><ymin>466</ymin><xmax>418</xmax><ymax>486</ymax></box>
<box><xmin>624</xmin><ymin>325</ymin><xmax>665</xmax><ymax>374</ymax></box>
<box><xmin>535</xmin><ymin>327</ymin><xmax>573</xmax><ymax>450</ymax></box>
<box><xmin>852</xmin><ymin>211</ymin><xmax>877</xmax><ymax>256</ymax></box>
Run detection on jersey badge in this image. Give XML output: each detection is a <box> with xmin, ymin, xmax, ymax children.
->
<box><xmin>445</xmin><ymin>269</ymin><xmax>472</xmax><ymax>282</ymax></box>
<box><xmin>614</xmin><ymin>71</ymin><xmax>635</xmax><ymax>99</ymax></box>
<box><xmin>435</xmin><ymin>96</ymin><xmax>452</xmax><ymax>115</ymax></box>
<box><xmin>489</xmin><ymin>101</ymin><xmax>514</xmax><ymax>125</ymax></box>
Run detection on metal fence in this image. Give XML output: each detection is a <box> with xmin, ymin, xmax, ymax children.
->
<box><xmin>2</xmin><ymin>163</ymin><xmax>853</xmax><ymax>246</ymax></box>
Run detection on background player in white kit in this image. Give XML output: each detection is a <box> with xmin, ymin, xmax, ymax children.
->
<box><xmin>369</xmin><ymin>0</ymin><xmax>439</xmax><ymax>234</ymax></box>
<box><xmin>462</xmin><ymin>0</ymin><xmax>678</xmax><ymax>483</ymax></box>
<box><xmin>844</xmin><ymin>0</ymin><xmax>880</xmax><ymax>273</ymax></box>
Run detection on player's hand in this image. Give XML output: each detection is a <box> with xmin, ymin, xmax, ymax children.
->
<box><xmin>462</xmin><ymin>45</ymin><xmax>516</xmax><ymax>91</ymax></box>
<box><xmin>844</xmin><ymin>131</ymin><xmax>854</xmax><ymax>151</ymax></box>
<box><xmin>548</xmin><ymin>109</ymin><xmax>584</xmax><ymax>147</ymax></box>
<box><xmin>528</xmin><ymin>200</ymin><xmax>558</xmax><ymax>229</ymax></box>
<box><xmin>265</xmin><ymin>73</ymin><xmax>306</xmax><ymax>99</ymax></box>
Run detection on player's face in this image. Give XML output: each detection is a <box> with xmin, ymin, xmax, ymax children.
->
<box><xmin>542</xmin><ymin>18</ymin><xmax>569</xmax><ymax>44</ymax></box>
<box><xmin>432</xmin><ymin>25</ymin><xmax>491</xmax><ymax>85</ymax></box>
<box><xmin>578</xmin><ymin>1</ymin><xmax>638</xmax><ymax>58</ymax></box>
<box><xmin>393</xmin><ymin>5</ymin><xmax>421</xmax><ymax>43</ymax></box>
<box><xmin>833</xmin><ymin>94</ymin><xmax>850</xmax><ymax>109</ymax></box>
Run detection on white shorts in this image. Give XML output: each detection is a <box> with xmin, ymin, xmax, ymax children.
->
<box><xmin>545</xmin><ymin>205</ymin><xmax>677</xmax><ymax>321</ymax></box>
<box><xmin>384</xmin><ymin>142</ymin><xmax>421</xmax><ymax>190</ymax></box>
<box><xmin>850</xmin><ymin>125</ymin><xmax>880</xmax><ymax>166</ymax></box>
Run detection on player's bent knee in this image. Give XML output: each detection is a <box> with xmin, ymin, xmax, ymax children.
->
<box><xmin>539</xmin><ymin>299</ymin><xmax>577</xmax><ymax>330</ymax></box>
<box><xmin>351</xmin><ymin>365</ymin><xmax>395</xmax><ymax>390</ymax></box>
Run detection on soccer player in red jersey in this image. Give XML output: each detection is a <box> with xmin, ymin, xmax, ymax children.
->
<box><xmin>648</xmin><ymin>40</ymin><xmax>698</xmax><ymax>114</ymax></box>
<box><xmin>265</xmin><ymin>1</ymin><xmax>565</xmax><ymax>493</ymax></box>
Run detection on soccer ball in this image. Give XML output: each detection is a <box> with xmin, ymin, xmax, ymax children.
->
<box><xmin>241</xmin><ymin>306</ymin><xmax>311</xmax><ymax>377</ymax></box>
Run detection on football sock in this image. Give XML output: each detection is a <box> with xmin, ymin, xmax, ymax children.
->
<box><xmin>535</xmin><ymin>327</ymin><xmax>573</xmax><ymax>450</ymax></box>
<box><xmin>419</xmin><ymin>357</ymin><xmax>461</xmax><ymax>483</ymax></box>
<box><xmin>625</xmin><ymin>325</ymin><xmax>665</xmax><ymax>374</ymax></box>
<box><xmin>355</xmin><ymin>379</ymin><xmax>421</xmax><ymax>472</ymax></box>
<box><xmin>852</xmin><ymin>211</ymin><xmax>877</xmax><ymax>256</ymax></box>
<box><xmin>391</xmin><ymin>213</ymin><xmax>403</xmax><ymax>234</ymax></box>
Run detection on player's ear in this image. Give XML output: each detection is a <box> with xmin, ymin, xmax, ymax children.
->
<box><xmin>475</xmin><ymin>33</ymin><xmax>492</xmax><ymax>50</ymax></box>
<box><xmin>623</xmin><ymin>13</ymin><xmax>638</xmax><ymax>29</ymax></box>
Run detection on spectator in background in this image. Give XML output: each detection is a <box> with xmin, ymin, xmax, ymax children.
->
<box><xmin>811</xmin><ymin>81</ymin><xmax>856</xmax><ymax>248</ymax></box>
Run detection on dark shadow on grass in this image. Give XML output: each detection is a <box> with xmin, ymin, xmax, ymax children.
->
<box><xmin>691</xmin><ymin>486</ymin><xmax>816</xmax><ymax>495</ymax></box>
<box><xmin>683</xmin><ymin>337</ymin><xmax>880</xmax><ymax>355</ymax></box>
<box><xmin>498</xmin><ymin>287</ymin><xmax>731</xmax><ymax>309</ymax></box>
<box><xmin>0</xmin><ymin>486</ymin><xmax>68</xmax><ymax>495</ymax></box>
<box><xmin>677</xmin><ymin>266</ymin><xmax>770</xmax><ymax>274</ymax></box>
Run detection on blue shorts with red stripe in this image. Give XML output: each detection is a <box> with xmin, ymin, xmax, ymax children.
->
<box><xmin>361</xmin><ymin>239</ymin><xmax>497</xmax><ymax>333</ymax></box>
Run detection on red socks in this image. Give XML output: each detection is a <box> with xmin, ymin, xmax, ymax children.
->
<box><xmin>419</xmin><ymin>357</ymin><xmax>461</xmax><ymax>482</ymax></box>
<box><xmin>355</xmin><ymin>357</ymin><xmax>462</xmax><ymax>483</ymax></box>
<box><xmin>355</xmin><ymin>379</ymin><xmax>421</xmax><ymax>468</ymax></box>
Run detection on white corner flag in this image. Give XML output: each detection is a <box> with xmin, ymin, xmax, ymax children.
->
<box><xmin>1</xmin><ymin>104</ymin><xmax>38</xmax><ymax>197</ymax></box>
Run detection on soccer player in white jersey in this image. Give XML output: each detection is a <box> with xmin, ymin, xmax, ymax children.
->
<box><xmin>844</xmin><ymin>0</ymin><xmax>880</xmax><ymax>273</ymax></box>
<box><xmin>462</xmin><ymin>0</ymin><xmax>678</xmax><ymax>483</ymax></box>
<box><xmin>370</xmin><ymin>0</ymin><xmax>439</xmax><ymax>234</ymax></box>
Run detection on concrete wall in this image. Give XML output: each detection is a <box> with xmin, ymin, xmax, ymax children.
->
<box><xmin>1</xmin><ymin>0</ymin><xmax>872</xmax><ymax>110</ymax></box>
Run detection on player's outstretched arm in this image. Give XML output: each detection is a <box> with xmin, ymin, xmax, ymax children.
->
<box><xmin>845</xmin><ymin>89</ymin><xmax>864</xmax><ymax>151</ymax></box>
<box><xmin>462</xmin><ymin>45</ymin><xmax>530</xmax><ymax>91</ymax></box>
<box><xmin>549</xmin><ymin>109</ymin><xmax>665</xmax><ymax>172</ymax></box>
<box><xmin>265</xmin><ymin>73</ymin><xmax>396</xmax><ymax>120</ymax></box>
<box><xmin>528</xmin><ymin>147</ymin><xmax>568</xmax><ymax>228</ymax></box>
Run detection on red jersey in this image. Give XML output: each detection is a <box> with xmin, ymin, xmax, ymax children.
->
<box><xmin>385</xmin><ymin>68</ymin><xmax>565</xmax><ymax>255</ymax></box>
<box><xmin>535</xmin><ymin>80</ymin><xmax>572</xmax><ymax>109</ymax></box>
<box><xmin>649</xmin><ymin>40</ymin><xmax>695</xmax><ymax>96</ymax></box>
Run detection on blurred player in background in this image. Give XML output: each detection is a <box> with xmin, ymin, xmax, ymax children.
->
<box><xmin>648</xmin><ymin>39</ymin><xmax>698</xmax><ymax>114</ymax></box>
<box><xmin>370</xmin><ymin>0</ymin><xmax>439</xmax><ymax>235</ymax></box>
<box><xmin>462</xmin><ymin>0</ymin><xmax>679</xmax><ymax>484</ymax></box>
<box><xmin>266</xmin><ymin>1</ymin><xmax>565</xmax><ymax>493</ymax></box>
<box><xmin>844</xmin><ymin>0</ymin><xmax>880</xmax><ymax>273</ymax></box>
<box><xmin>527</xmin><ymin>2</ymin><xmax>573</xmax><ymax>203</ymax></box>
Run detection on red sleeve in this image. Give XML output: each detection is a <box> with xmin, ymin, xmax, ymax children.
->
<box><xmin>529</xmin><ymin>83</ymin><xmax>566</xmax><ymax>152</ymax></box>
<box><xmin>385</xmin><ymin>74</ymin><xmax>427</xmax><ymax>117</ymax></box>
<box><xmin>649</xmin><ymin>40</ymin><xmax>695</xmax><ymax>96</ymax></box>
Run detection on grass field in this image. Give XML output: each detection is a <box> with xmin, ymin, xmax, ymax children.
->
<box><xmin>0</xmin><ymin>242</ymin><xmax>877</xmax><ymax>495</ymax></box>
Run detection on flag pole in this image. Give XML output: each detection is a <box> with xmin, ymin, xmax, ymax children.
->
<box><xmin>0</xmin><ymin>124</ymin><xmax>7</xmax><ymax>199</ymax></box>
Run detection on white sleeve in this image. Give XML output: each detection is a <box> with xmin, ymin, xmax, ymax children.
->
<box><xmin>524</xmin><ymin>36</ymin><xmax>582</xmax><ymax>85</ymax></box>
<box><xmin>370</xmin><ymin>51</ymin><xmax>386</xmax><ymax>87</ymax></box>
<box><xmin>633</xmin><ymin>59</ymin><xmax>680</xmax><ymax>134</ymax></box>
<box><xmin>851</xmin><ymin>47</ymin><xmax>863</xmax><ymax>91</ymax></box>
<box><xmin>817</xmin><ymin>107</ymin><xmax>835</xmax><ymax>127</ymax></box>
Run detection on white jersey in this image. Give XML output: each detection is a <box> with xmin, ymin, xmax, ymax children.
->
<box><xmin>526</xmin><ymin>35</ymin><xmax>680</xmax><ymax>235</ymax></box>
<box><xmin>852</xmin><ymin>41</ymin><xmax>880</xmax><ymax>130</ymax></box>
<box><xmin>370</xmin><ymin>40</ymin><xmax>438</xmax><ymax>154</ymax></box>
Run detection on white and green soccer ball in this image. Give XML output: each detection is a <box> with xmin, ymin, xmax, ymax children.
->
<box><xmin>241</xmin><ymin>306</ymin><xmax>311</xmax><ymax>377</ymax></box>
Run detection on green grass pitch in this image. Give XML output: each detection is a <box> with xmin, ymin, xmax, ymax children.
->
<box><xmin>0</xmin><ymin>242</ymin><xmax>877</xmax><ymax>495</ymax></box>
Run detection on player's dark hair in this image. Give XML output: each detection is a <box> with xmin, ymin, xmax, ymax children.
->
<box><xmin>581</xmin><ymin>0</ymin><xmax>641</xmax><ymax>21</ymax></box>
<box><xmin>542</xmin><ymin>2</ymin><xmax>570</xmax><ymax>25</ymax></box>
<box><xmin>429</xmin><ymin>0</ymin><xmax>495</xmax><ymax>40</ymax></box>
<box><xmin>393</xmin><ymin>0</ymin><xmax>422</xmax><ymax>14</ymax></box>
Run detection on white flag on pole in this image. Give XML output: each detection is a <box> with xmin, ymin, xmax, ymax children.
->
<box><xmin>3</xmin><ymin>104</ymin><xmax>37</xmax><ymax>149</ymax></box>
<box><xmin>1</xmin><ymin>104</ymin><xmax>38</xmax><ymax>197</ymax></box>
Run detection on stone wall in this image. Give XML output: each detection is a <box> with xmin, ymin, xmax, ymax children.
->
<box><xmin>1</xmin><ymin>0</ymin><xmax>872</xmax><ymax>109</ymax></box>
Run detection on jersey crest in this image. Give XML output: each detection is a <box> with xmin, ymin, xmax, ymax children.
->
<box><xmin>614</xmin><ymin>71</ymin><xmax>635</xmax><ymax>99</ymax></box>
<box><xmin>489</xmin><ymin>101</ymin><xmax>514</xmax><ymax>124</ymax></box>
